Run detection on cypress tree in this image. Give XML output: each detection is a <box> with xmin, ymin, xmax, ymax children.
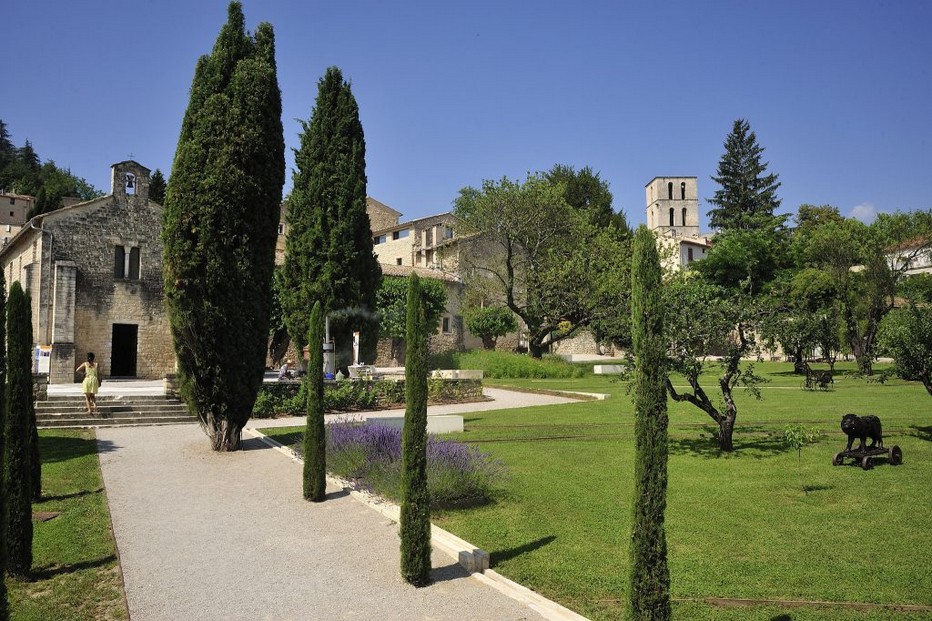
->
<box><xmin>628</xmin><ymin>226</ymin><xmax>671</xmax><ymax>620</ymax></box>
<box><xmin>708</xmin><ymin>118</ymin><xmax>782</xmax><ymax>232</ymax></box>
<box><xmin>282</xmin><ymin>66</ymin><xmax>381</xmax><ymax>370</ymax></box>
<box><xmin>5</xmin><ymin>282</ymin><xmax>33</xmax><ymax>576</ymax></box>
<box><xmin>303</xmin><ymin>301</ymin><xmax>326</xmax><ymax>501</ymax></box>
<box><xmin>162</xmin><ymin>2</ymin><xmax>285</xmax><ymax>451</ymax></box>
<box><xmin>0</xmin><ymin>271</ymin><xmax>7</xmax><ymax>617</ymax></box>
<box><xmin>399</xmin><ymin>274</ymin><xmax>431</xmax><ymax>586</ymax></box>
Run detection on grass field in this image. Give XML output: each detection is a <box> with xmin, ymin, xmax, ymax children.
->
<box><xmin>266</xmin><ymin>360</ymin><xmax>932</xmax><ymax>620</ymax></box>
<box><xmin>5</xmin><ymin>430</ymin><xmax>127</xmax><ymax>621</ymax></box>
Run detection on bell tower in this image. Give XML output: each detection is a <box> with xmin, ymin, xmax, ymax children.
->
<box><xmin>110</xmin><ymin>160</ymin><xmax>151</xmax><ymax>201</ymax></box>
<box><xmin>645</xmin><ymin>176</ymin><xmax>700</xmax><ymax>238</ymax></box>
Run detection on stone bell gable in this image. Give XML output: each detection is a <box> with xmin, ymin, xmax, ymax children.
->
<box><xmin>0</xmin><ymin>160</ymin><xmax>174</xmax><ymax>384</ymax></box>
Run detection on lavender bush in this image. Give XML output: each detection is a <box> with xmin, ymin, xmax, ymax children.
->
<box><xmin>324</xmin><ymin>421</ymin><xmax>507</xmax><ymax>507</ymax></box>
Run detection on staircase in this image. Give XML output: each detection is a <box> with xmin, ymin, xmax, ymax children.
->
<box><xmin>36</xmin><ymin>394</ymin><xmax>197</xmax><ymax>428</ymax></box>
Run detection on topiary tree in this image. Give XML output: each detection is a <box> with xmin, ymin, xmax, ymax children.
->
<box><xmin>303</xmin><ymin>301</ymin><xmax>326</xmax><ymax>501</ymax></box>
<box><xmin>282</xmin><ymin>66</ymin><xmax>381</xmax><ymax>371</ymax></box>
<box><xmin>628</xmin><ymin>226</ymin><xmax>671</xmax><ymax>620</ymax></box>
<box><xmin>463</xmin><ymin>305</ymin><xmax>517</xmax><ymax>350</ymax></box>
<box><xmin>162</xmin><ymin>2</ymin><xmax>285</xmax><ymax>451</ymax></box>
<box><xmin>4</xmin><ymin>282</ymin><xmax>33</xmax><ymax>576</ymax></box>
<box><xmin>399</xmin><ymin>274</ymin><xmax>431</xmax><ymax>586</ymax></box>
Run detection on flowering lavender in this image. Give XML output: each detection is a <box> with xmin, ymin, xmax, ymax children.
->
<box><xmin>324</xmin><ymin>421</ymin><xmax>508</xmax><ymax>507</ymax></box>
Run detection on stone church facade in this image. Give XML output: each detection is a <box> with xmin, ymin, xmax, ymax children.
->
<box><xmin>0</xmin><ymin>161</ymin><xmax>174</xmax><ymax>384</ymax></box>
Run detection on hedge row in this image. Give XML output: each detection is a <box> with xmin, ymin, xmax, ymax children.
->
<box><xmin>252</xmin><ymin>378</ymin><xmax>483</xmax><ymax>418</ymax></box>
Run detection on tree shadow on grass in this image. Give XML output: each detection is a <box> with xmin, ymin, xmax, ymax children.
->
<box><xmin>492</xmin><ymin>535</ymin><xmax>557</xmax><ymax>565</ymax></box>
<box><xmin>668</xmin><ymin>426</ymin><xmax>792</xmax><ymax>459</ymax></box>
<box><xmin>771</xmin><ymin>615</ymin><xmax>793</xmax><ymax>621</ymax></box>
<box><xmin>909</xmin><ymin>426</ymin><xmax>932</xmax><ymax>442</ymax></box>
<box><xmin>39</xmin><ymin>434</ymin><xmax>103</xmax><ymax>463</ymax></box>
<box><xmin>40</xmin><ymin>488</ymin><xmax>103</xmax><ymax>502</ymax></box>
<box><xmin>30</xmin><ymin>554</ymin><xmax>117</xmax><ymax>580</ymax></box>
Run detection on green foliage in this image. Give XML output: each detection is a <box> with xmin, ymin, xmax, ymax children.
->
<box><xmin>877</xmin><ymin>304</ymin><xmax>932</xmax><ymax>396</ymax></box>
<box><xmin>281</xmin><ymin>66</ymin><xmax>381</xmax><ymax>365</ymax></box>
<box><xmin>462</xmin><ymin>305</ymin><xmax>517</xmax><ymax>349</ymax></box>
<box><xmin>431</xmin><ymin>349</ymin><xmax>586</xmax><ymax>379</ymax></box>
<box><xmin>161</xmin><ymin>2</ymin><xmax>285</xmax><ymax>451</ymax></box>
<box><xmin>0</xmin><ymin>269</ymin><xmax>6</xmax><ymax>618</ymax></box>
<box><xmin>628</xmin><ymin>227</ymin><xmax>671</xmax><ymax>619</ymax></box>
<box><xmin>4</xmin><ymin>282</ymin><xmax>33</xmax><ymax>575</ymax></box>
<box><xmin>303</xmin><ymin>302</ymin><xmax>326</xmax><ymax>501</ymax></box>
<box><xmin>148</xmin><ymin>168</ymin><xmax>166</xmax><ymax>204</ymax></box>
<box><xmin>783</xmin><ymin>424</ymin><xmax>822</xmax><ymax>492</ymax></box>
<box><xmin>708</xmin><ymin>118</ymin><xmax>782</xmax><ymax>232</ymax></box>
<box><xmin>377</xmin><ymin>275</ymin><xmax>447</xmax><ymax>339</ymax></box>
<box><xmin>454</xmin><ymin>173</ymin><xmax>630</xmax><ymax>357</ymax></box>
<box><xmin>400</xmin><ymin>274</ymin><xmax>431</xmax><ymax>586</ymax></box>
<box><xmin>693</xmin><ymin>227</ymin><xmax>788</xmax><ymax>294</ymax></box>
<box><xmin>545</xmin><ymin>163</ymin><xmax>630</xmax><ymax>235</ymax></box>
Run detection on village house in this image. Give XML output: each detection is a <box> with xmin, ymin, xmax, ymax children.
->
<box><xmin>0</xmin><ymin>190</ymin><xmax>32</xmax><ymax>246</ymax></box>
<box><xmin>0</xmin><ymin>161</ymin><xmax>174</xmax><ymax>384</ymax></box>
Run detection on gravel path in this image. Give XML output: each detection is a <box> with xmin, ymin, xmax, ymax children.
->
<box><xmin>97</xmin><ymin>423</ymin><xmax>548</xmax><ymax>620</ymax></box>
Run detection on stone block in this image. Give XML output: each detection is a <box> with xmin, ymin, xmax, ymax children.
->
<box><xmin>430</xmin><ymin>369</ymin><xmax>484</xmax><ymax>380</ymax></box>
<box><xmin>367</xmin><ymin>414</ymin><xmax>464</xmax><ymax>434</ymax></box>
<box><xmin>593</xmin><ymin>364</ymin><xmax>626</xmax><ymax>375</ymax></box>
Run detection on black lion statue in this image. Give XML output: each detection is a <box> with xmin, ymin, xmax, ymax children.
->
<box><xmin>841</xmin><ymin>414</ymin><xmax>883</xmax><ymax>451</ymax></box>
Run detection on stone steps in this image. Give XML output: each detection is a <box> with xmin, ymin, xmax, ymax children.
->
<box><xmin>36</xmin><ymin>395</ymin><xmax>197</xmax><ymax>428</ymax></box>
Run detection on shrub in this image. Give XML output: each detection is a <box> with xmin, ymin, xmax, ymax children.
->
<box><xmin>321</xmin><ymin>421</ymin><xmax>507</xmax><ymax>508</ymax></box>
<box><xmin>430</xmin><ymin>350</ymin><xmax>587</xmax><ymax>379</ymax></box>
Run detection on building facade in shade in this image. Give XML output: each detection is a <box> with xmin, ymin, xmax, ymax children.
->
<box><xmin>0</xmin><ymin>161</ymin><xmax>174</xmax><ymax>384</ymax></box>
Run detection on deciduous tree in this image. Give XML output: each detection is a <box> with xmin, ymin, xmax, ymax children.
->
<box><xmin>162</xmin><ymin>1</ymin><xmax>285</xmax><ymax>451</ymax></box>
<box><xmin>463</xmin><ymin>305</ymin><xmax>517</xmax><ymax>350</ymax></box>
<box><xmin>628</xmin><ymin>227</ymin><xmax>671</xmax><ymax>620</ymax></box>
<box><xmin>878</xmin><ymin>304</ymin><xmax>932</xmax><ymax>397</ymax></box>
<box><xmin>375</xmin><ymin>275</ymin><xmax>446</xmax><ymax>364</ymax></box>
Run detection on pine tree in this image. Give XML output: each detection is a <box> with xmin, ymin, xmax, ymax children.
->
<box><xmin>628</xmin><ymin>226</ymin><xmax>671</xmax><ymax>620</ymax></box>
<box><xmin>303</xmin><ymin>301</ymin><xmax>326</xmax><ymax>501</ymax></box>
<box><xmin>399</xmin><ymin>274</ymin><xmax>431</xmax><ymax>586</ymax></box>
<box><xmin>148</xmin><ymin>169</ymin><xmax>167</xmax><ymax>205</ymax></box>
<box><xmin>162</xmin><ymin>1</ymin><xmax>285</xmax><ymax>451</ymax></box>
<box><xmin>708</xmin><ymin>119</ymin><xmax>782</xmax><ymax>231</ymax></box>
<box><xmin>4</xmin><ymin>282</ymin><xmax>33</xmax><ymax>576</ymax></box>
<box><xmin>282</xmin><ymin>66</ymin><xmax>381</xmax><ymax>369</ymax></box>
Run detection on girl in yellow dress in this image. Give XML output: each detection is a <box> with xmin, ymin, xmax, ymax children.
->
<box><xmin>76</xmin><ymin>352</ymin><xmax>101</xmax><ymax>414</ymax></box>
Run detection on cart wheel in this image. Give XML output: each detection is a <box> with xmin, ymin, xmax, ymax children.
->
<box><xmin>861</xmin><ymin>456</ymin><xmax>873</xmax><ymax>470</ymax></box>
<box><xmin>832</xmin><ymin>452</ymin><xmax>844</xmax><ymax>466</ymax></box>
<box><xmin>889</xmin><ymin>445</ymin><xmax>903</xmax><ymax>466</ymax></box>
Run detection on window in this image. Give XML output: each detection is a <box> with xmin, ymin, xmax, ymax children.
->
<box><xmin>669</xmin><ymin>208</ymin><xmax>674</xmax><ymax>227</ymax></box>
<box><xmin>114</xmin><ymin>246</ymin><xmax>126</xmax><ymax>278</ymax></box>
<box><xmin>396</xmin><ymin>257</ymin><xmax>402</xmax><ymax>265</ymax></box>
<box><xmin>682</xmin><ymin>207</ymin><xmax>687</xmax><ymax>227</ymax></box>
<box><xmin>667</xmin><ymin>182</ymin><xmax>673</xmax><ymax>200</ymax></box>
<box><xmin>9</xmin><ymin>211</ymin><xmax>13</xmax><ymax>217</ymax></box>
<box><xmin>687</xmin><ymin>247</ymin><xmax>694</xmax><ymax>262</ymax></box>
<box><xmin>392</xmin><ymin>229</ymin><xmax>409</xmax><ymax>240</ymax></box>
<box><xmin>125</xmin><ymin>173</ymin><xmax>136</xmax><ymax>195</ymax></box>
<box><xmin>442</xmin><ymin>317</ymin><xmax>451</xmax><ymax>333</ymax></box>
<box><xmin>442</xmin><ymin>226</ymin><xmax>453</xmax><ymax>240</ymax></box>
<box><xmin>9</xmin><ymin>198</ymin><xmax>14</xmax><ymax>205</ymax></box>
<box><xmin>373</xmin><ymin>234</ymin><xmax>386</xmax><ymax>245</ymax></box>
<box><xmin>680</xmin><ymin>182</ymin><xmax>686</xmax><ymax>200</ymax></box>
<box><xmin>114</xmin><ymin>245</ymin><xmax>140</xmax><ymax>280</ymax></box>
<box><xmin>277</xmin><ymin>223</ymin><xmax>285</xmax><ymax>235</ymax></box>
<box><xmin>424</xmin><ymin>228</ymin><xmax>433</xmax><ymax>246</ymax></box>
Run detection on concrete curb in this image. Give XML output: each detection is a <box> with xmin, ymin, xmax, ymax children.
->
<box><xmin>244</xmin><ymin>427</ymin><xmax>588</xmax><ymax>621</ymax></box>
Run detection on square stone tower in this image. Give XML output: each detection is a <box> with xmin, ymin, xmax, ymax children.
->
<box><xmin>645</xmin><ymin>176</ymin><xmax>700</xmax><ymax>238</ymax></box>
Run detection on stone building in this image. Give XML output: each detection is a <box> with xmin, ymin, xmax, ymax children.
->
<box><xmin>646</xmin><ymin>176</ymin><xmax>712</xmax><ymax>270</ymax></box>
<box><xmin>0</xmin><ymin>191</ymin><xmax>32</xmax><ymax>246</ymax></box>
<box><xmin>0</xmin><ymin>161</ymin><xmax>174</xmax><ymax>383</ymax></box>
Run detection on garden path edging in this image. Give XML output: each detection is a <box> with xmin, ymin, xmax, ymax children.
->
<box><xmin>245</xmin><ymin>427</ymin><xmax>588</xmax><ymax>621</ymax></box>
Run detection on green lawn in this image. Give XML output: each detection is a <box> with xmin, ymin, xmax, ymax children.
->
<box><xmin>6</xmin><ymin>429</ymin><xmax>127</xmax><ymax>621</ymax></box>
<box><xmin>265</xmin><ymin>361</ymin><xmax>932</xmax><ymax>620</ymax></box>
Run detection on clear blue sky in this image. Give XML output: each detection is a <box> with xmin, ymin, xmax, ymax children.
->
<box><xmin>4</xmin><ymin>0</ymin><xmax>930</xmax><ymax>229</ymax></box>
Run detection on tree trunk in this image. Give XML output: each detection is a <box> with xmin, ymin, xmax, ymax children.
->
<box><xmin>793</xmin><ymin>344</ymin><xmax>806</xmax><ymax>374</ymax></box>
<box><xmin>717</xmin><ymin>416</ymin><xmax>736</xmax><ymax>452</ymax></box>
<box><xmin>481</xmin><ymin>336</ymin><xmax>495</xmax><ymax>350</ymax></box>
<box><xmin>855</xmin><ymin>353</ymin><xmax>873</xmax><ymax>376</ymax></box>
<box><xmin>529</xmin><ymin>341</ymin><xmax>544</xmax><ymax>359</ymax></box>
<box><xmin>207</xmin><ymin>417</ymin><xmax>243</xmax><ymax>452</ymax></box>
<box><xmin>922</xmin><ymin>373</ymin><xmax>932</xmax><ymax>398</ymax></box>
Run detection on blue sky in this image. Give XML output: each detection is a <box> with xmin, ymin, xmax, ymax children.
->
<box><xmin>3</xmin><ymin>1</ymin><xmax>930</xmax><ymax>229</ymax></box>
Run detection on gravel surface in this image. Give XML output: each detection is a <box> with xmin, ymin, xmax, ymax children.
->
<box><xmin>97</xmin><ymin>424</ymin><xmax>547</xmax><ymax>621</ymax></box>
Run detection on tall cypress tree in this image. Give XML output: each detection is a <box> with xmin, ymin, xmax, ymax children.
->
<box><xmin>162</xmin><ymin>1</ymin><xmax>285</xmax><ymax>451</ymax></box>
<box><xmin>628</xmin><ymin>226</ymin><xmax>671</xmax><ymax>620</ymax></box>
<box><xmin>708</xmin><ymin>119</ymin><xmax>782</xmax><ymax>232</ymax></box>
<box><xmin>0</xmin><ymin>271</ymin><xmax>7</xmax><ymax>618</ymax></box>
<box><xmin>282</xmin><ymin>66</ymin><xmax>381</xmax><ymax>369</ymax></box>
<box><xmin>5</xmin><ymin>282</ymin><xmax>33</xmax><ymax>576</ymax></box>
<box><xmin>399</xmin><ymin>274</ymin><xmax>431</xmax><ymax>586</ymax></box>
<box><xmin>303</xmin><ymin>301</ymin><xmax>326</xmax><ymax>501</ymax></box>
